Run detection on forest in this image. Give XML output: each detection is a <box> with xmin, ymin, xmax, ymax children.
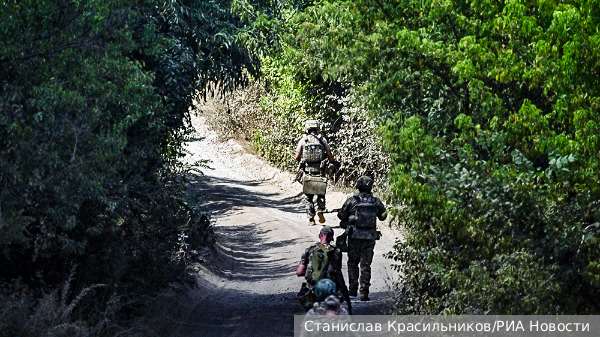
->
<box><xmin>2</xmin><ymin>0</ymin><xmax>600</xmax><ymax>334</ymax></box>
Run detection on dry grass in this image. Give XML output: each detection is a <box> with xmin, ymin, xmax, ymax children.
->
<box><xmin>0</xmin><ymin>276</ymin><xmax>129</xmax><ymax>337</ymax></box>
<box><xmin>196</xmin><ymin>81</ymin><xmax>269</xmax><ymax>143</ymax></box>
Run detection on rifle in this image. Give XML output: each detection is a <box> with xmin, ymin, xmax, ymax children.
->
<box><xmin>322</xmin><ymin>208</ymin><xmax>341</xmax><ymax>214</ymax></box>
<box><xmin>334</xmin><ymin>269</ymin><xmax>352</xmax><ymax>314</ymax></box>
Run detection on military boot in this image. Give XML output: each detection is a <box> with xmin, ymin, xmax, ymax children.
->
<box><xmin>317</xmin><ymin>211</ymin><xmax>326</xmax><ymax>223</ymax></box>
<box><xmin>308</xmin><ymin>218</ymin><xmax>316</xmax><ymax>226</ymax></box>
<box><xmin>360</xmin><ymin>290</ymin><xmax>370</xmax><ymax>302</ymax></box>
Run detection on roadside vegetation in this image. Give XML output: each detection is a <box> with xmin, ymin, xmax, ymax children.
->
<box><xmin>1</xmin><ymin>0</ymin><xmax>254</xmax><ymax>335</ymax></box>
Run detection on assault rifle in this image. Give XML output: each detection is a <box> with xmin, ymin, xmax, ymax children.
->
<box><xmin>333</xmin><ymin>268</ymin><xmax>352</xmax><ymax>314</ymax></box>
<box><xmin>321</xmin><ymin>208</ymin><xmax>341</xmax><ymax>214</ymax></box>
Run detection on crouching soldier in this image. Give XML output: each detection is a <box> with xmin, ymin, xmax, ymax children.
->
<box><xmin>296</xmin><ymin>226</ymin><xmax>351</xmax><ymax>312</ymax></box>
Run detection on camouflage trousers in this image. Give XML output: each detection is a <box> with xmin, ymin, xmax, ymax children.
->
<box><xmin>347</xmin><ymin>239</ymin><xmax>376</xmax><ymax>293</ymax></box>
<box><xmin>304</xmin><ymin>193</ymin><xmax>325</xmax><ymax>219</ymax></box>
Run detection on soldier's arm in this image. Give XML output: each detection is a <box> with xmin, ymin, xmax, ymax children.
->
<box><xmin>337</xmin><ymin>198</ymin><xmax>353</xmax><ymax>221</ymax></box>
<box><xmin>296</xmin><ymin>264</ymin><xmax>306</xmax><ymax>277</ymax></box>
<box><xmin>296</xmin><ymin>248</ymin><xmax>310</xmax><ymax>277</ymax></box>
<box><xmin>295</xmin><ymin>138</ymin><xmax>304</xmax><ymax>162</ymax></box>
<box><xmin>320</xmin><ymin>136</ymin><xmax>335</xmax><ymax>161</ymax></box>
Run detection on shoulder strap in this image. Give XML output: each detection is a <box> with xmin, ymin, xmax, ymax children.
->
<box><xmin>309</xmin><ymin>134</ymin><xmax>326</xmax><ymax>150</ymax></box>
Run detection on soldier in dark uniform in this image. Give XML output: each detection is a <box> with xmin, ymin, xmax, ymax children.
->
<box><xmin>337</xmin><ymin>176</ymin><xmax>387</xmax><ymax>301</ymax></box>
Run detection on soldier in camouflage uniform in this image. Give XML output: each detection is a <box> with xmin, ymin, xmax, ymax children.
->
<box><xmin>306</xmin><ymin>294</ymin><xmax>349</xmax><ymax>316</ymax></box>
<box><xmin>296</xmin><ymin>226</ymin><xmax>343</xmax><ymax>288</ymax></box>
<box><xmin>295</xmin><ymin>120</ymin><xmax>335</xmax><ymax>226</ymax></box>
<box><xmin>337</xmin><ymin>176</ymin><xmax>387</xmax><ymax>301</ymax></box>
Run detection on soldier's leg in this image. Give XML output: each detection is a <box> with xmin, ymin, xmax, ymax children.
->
<box><xmin>304</xmin><ymin>193</ymin><xmax>316</xmax><ymax>225</ymax></box>
<box><xmin>316</xmin><ymin>194</ymin><xmax>326</xmax><ymax>223</ymax></box>
<box><xmin>347</xmin><ymin>242</ymin><xmax>360</xmax><ymax>296</ymax></box>
<box><xmin>359</xmin><ymin>241</ymin><xmax>376</xmax><ymax>301</ymax></box>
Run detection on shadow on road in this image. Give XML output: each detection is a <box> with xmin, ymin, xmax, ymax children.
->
<box><xmin>189</xmin><ymin>175</ymin><xmax>304</xmax><ymax>216</ymax></box>
<box><xmin>213</xmin><ymin>222</ymin><xmax>300</xmax><ymax>282</ymax></box>
<box><xmin>143</xmin><ymin>286</ymin><xmax>393</xmax><ymax>337</ymax></box>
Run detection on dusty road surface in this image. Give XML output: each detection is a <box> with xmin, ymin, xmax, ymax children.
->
<box><xmin>143</xmin><ymin>112</ymin><xmax>399</xmax><ymax>337</ymax></box>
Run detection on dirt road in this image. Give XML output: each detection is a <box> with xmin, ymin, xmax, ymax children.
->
<box><xmin>143</xmin><ymin>113</ymin><xmax>398</xmax><ymax>336</ymax></box>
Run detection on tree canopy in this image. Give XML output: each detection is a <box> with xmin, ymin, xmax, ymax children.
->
<box><xmin>1</xmin><ymin>0</ymin><xmax>256</xmax><ymax>333</ymax></box>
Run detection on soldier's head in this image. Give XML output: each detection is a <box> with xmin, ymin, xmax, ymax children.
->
<box><xmin>323</xmin><ymin>295</ymin><xmax>342</xmax><ymax>315</ymax></box>
<box><xmin>319</xmin><ymin>226</ymin><xmax>334</xmax><ymax>243</ymax></box>
<box><xmin>313</xmin><ymin>278</ymin><xmax>337</xmax><ymax>302</ymax></box>
<box><xmin>305</xmin><ymin>120</ymin><xmax>320</xmax><ymax>134</ymax></box>
<box><xmin>355</xmin><ymin>176</ymin><xmax>374</xmax><ymax>193</ymax></box>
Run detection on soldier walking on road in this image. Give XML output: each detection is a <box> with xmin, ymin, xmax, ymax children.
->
<box><xmin>337</xmin><ymin>176</ymin><xmax>387</xmax><ymax>301</ymax></box>
<box><xmin>295</xmin><ymin>120</ymin><xmax>335</xmax><ymax>226</ymax></box>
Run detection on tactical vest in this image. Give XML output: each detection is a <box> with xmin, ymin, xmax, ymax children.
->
<box><xmin>302</xmin><ymin>134</ymin><xmax>325</xmax><ymax>164</ymax></box>
<box><xmin>349</xmin><ymin>194</ymin><xmax>379</xmax><ymax>240</ymax></box>
<box><xmin>353</xmin><ymin>195</ymin><xmax>378</xmax><ymax>229</ymax></box>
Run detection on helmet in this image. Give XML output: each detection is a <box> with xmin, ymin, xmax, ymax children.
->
<box><xmin>305</xmin><ymin>120</ymin><xmax>320</xmax><ymax>133</ymax></box>
<box><xmin>355</xmin><ymin>176</ymin><xmax>374</xmax><ymax>192</ymax></box>
<box><xmin>313</xmin><ymin>278</ymin><xmax>336</xmax><ymax>302</ymax></box>
<box><xmin>323</xmin><ymin>295</ymin><xmax>341</xmax><ymax>311</ymax></box>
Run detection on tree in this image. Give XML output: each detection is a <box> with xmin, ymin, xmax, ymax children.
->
<box><xmin>0</xmin><ymin>0</ymin><xmax>256</xmax><ymax>331</ymax></box>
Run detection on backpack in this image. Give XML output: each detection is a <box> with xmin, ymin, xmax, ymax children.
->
<box><xmin>349</xmin><ymin>195</ymin><xmax>380</xmax><ymax>240</ymax></box>
<box><xmin>302</xmin><ymin>134</ymin><xmax>325</xmax><ymax>164</ymax></box>
<box><xmin>310</xmin><ymin>243</ymin><xmax>330</xmax><ymax>283</ymax></box>
<box><xmin>353</xmin><ymin>195</ymin><xmax>378</xmax><ymax>229</ymax></box>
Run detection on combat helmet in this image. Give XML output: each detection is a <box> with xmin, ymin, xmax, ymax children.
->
<box><xmin>313</xmin><ymin>278</ymin><xmax>336</xmax><ymax>302</ymax></box>
<box><xmin>305</xmin><ymin>120</ymin><xmax>320</xmax><ymax>133</ymax></box>
<box><xmin>355</xmin><ymin>176</ymin><xmax>374</xmax><ymax>193</ymax></box>
<box><xmin>323</xmin><ymin>295</ymin><xmax>341</xmax><ymax>311</ymax></box>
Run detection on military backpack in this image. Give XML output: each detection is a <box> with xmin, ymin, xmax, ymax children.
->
<box><xmin>302</xmin><ymin>134</ymin><xmax>326</xmax><ymax>164</ymax></box>
<box><xmin>309</xmin><ymin>243</ymin><xmax>331</xmax><ymax>283</ymax></box>
<box><xmin>349</xmin><ymin>195</ymin><xmax>380</xmax><ymax>240</ymax></box>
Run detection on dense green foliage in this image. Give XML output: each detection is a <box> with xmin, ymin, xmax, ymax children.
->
<box><xmin>235</xmin><ymin>0</ymin><xmax>600</xmax><ymax>314</ymax></box>
<box><xmin>1</xmin><ymin>0</ymin><xmax>254</xmax><ymax>333</ymax></box>
<box><xmin>224</xmin><ymin>0</ymin><xmax>390</xmax><ymax>186</ymax></box>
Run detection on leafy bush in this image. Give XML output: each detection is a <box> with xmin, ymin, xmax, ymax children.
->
<box><xmin>1</xmin><ymin>0</ymin><xmax>255</xmax><ymax>331</ymax></box>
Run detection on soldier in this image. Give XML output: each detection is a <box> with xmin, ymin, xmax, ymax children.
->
<box><xmin>296</xmin><ymin>226</ymin><xmax>350</xmax><ymax>311</ymax></box>
<box><xmin>337</xmin><ymin>176</ymin><xmax>387</xmax><ymax>301</ymax></box>
<box><xmin>300</xmin><ymin>286</ymin><xmax>356</xmax><ymax>337</ymax></box>
<box><xmin>306</xmin><ymin>294</ymin><xmax>349</xmax><ymax>316</ymax></box>
<box><xmin>295</xmin><ymin>120</ymin><xmax>335</xmax><ymax>226</ymax></box>
<box><xmin>299</xmin><ymin>284</ymin><xmax>359</xmax><ymax>337</ymax></box>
